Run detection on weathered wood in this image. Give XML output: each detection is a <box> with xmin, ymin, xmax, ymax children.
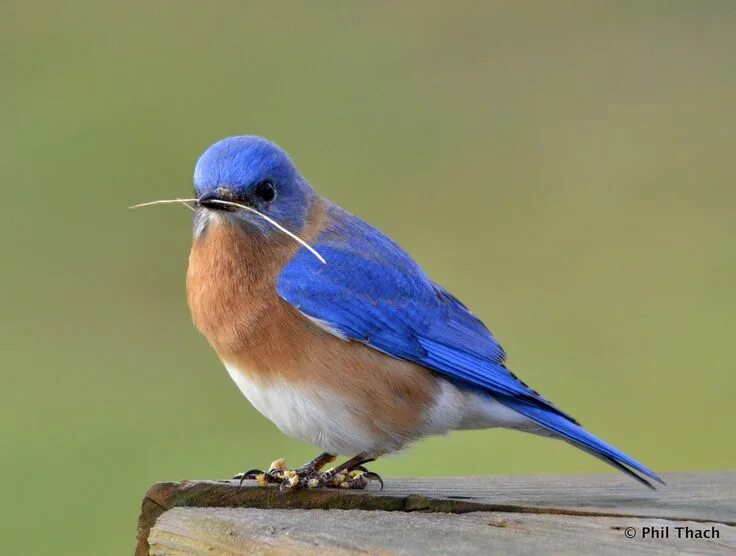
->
<box><xmin>136</xmin><ymin>472</ymin><xmax>735</xmax><ymax>555</ymax></box>
<box><xmin>148</xmin><ymin>507</ymin><xmax>734</xmax><ymax>556</ymax></box>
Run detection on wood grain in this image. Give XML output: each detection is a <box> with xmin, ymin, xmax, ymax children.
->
<box><xmin>148</xmin><ymin>507</ymin><xmax>735</xmax><ymax>556</ymax></box>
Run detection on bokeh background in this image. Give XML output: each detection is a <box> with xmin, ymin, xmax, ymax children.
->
<box><xmin>2</xmin><ymin>1</ymin><xmax>734</xmax><ymax>554</ymax></box>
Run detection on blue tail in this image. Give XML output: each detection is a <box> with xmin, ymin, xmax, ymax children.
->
<box><xmin>500</xmin><ymin>397</ymin><xmax>664</xmax><ymax>489</ymax></box>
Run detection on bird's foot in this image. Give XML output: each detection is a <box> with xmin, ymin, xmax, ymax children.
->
<box><xmin>232</xmin><ymin>452</ymin><xmax>336</xmax><ymax>489</ymax></box>
<box><xmin>301</xmin><ymin>465</ymin><xmax>384</xmax><ymax>490</ymax></box>
<box><xmin>232</xmin><ymin>455</ymin><xmax>383</xmax><ymax>491</ymax></box>
<box><xmin>232</xmin><ymin>458</ymin><xmax>303</xmax><ymax>488</ymax></box>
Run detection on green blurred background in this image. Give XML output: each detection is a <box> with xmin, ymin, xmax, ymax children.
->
<box><xmin>2</xmin><ymin>1</ymin><xmax>734</xmax><ymax>553</ymax></box>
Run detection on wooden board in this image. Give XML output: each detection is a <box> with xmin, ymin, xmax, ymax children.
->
<box><xmin>148</xmin><ymin>507</ymin><xmax>735</xmax><ymax>556</ymax></box>
<box><xmin>136</xmin><ymin>472</ymin><xmax>736</xmax><ymax>555</ymax></box>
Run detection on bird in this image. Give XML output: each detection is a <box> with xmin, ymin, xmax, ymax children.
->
<box><xmin>183</xmin><ymin>135</ymin><xmax>662</xmax><ymax>490</ymax></box>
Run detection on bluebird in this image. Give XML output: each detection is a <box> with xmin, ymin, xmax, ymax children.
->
<box><xmin>183</xmin><ymin>135</ymin><xmax>662</xmax><ymax>490</ymax></box>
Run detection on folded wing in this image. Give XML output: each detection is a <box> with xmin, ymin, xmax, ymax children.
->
<box><xmin>276</xmin><ymin>206</ymin><xmax>661</xmax><ymax>487</ymax></box>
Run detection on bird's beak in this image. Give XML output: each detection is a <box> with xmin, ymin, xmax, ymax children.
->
<box><xmin>197</xmin><ymin>188</ymin><xmax>236</xmax><ymax>211</ymax></box>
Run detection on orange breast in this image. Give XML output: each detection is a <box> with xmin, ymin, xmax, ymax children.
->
<box><xmin>186</xmin><ymin>203</ymin><xmax>440</xmax><ymax>449</ymax></box>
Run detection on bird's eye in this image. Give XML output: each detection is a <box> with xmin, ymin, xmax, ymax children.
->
<box><xmin>254</xmin><ymin>180</ymin><xmax>276</xmax><ymax>203</ymax></box>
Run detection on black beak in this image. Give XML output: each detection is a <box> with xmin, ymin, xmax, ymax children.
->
<box><xmin>197</xmin><ymin>190</ymin><xmax>236</xmax><ymax>211</ymax></box>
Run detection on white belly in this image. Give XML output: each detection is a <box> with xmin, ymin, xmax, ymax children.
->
<box><xmin>223</xmin><ymin>362</ymin><xmax>540</xmax><ymax>456</ymax></box>
<box><xmin>224</xmin><ymin>362</ymin><xmax>381</xmax><ymax>455</ymax></box>
<box><xmin>420</xmin><ymin>379</ymin><xmax>540</xmax><ymax>434</ymax></box>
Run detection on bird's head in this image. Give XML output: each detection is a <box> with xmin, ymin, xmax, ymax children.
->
<box><xmin>193</xmin><ymin>136</ymin><xmax>314</xmax><ymax>238</ymax></box>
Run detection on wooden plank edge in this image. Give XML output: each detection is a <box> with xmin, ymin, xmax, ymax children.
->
<box><xmin>135</xmin><ymin>479</ymin><xmax>735</xmax><ymax>556</ymax></box>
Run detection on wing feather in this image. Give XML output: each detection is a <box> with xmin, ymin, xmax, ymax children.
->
<box><xmin>277</xmin><ymin>206</ymin><xmax>573</xmax><ymax>421</ymax></box>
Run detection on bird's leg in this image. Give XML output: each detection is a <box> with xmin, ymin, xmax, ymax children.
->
<box><xmin>294</xmin><ymin>452</ymin><xmax>336</xmax><ymax>478</ymax></box>
<box><xmin>234</xmin><ymin>452</ymin><xmax>383</xmax><ymax>490</ymax></box>
<box><xmin>232</xmin><ymin>452</ymin><xmax>336</xmax><ymax>487</ymax></box>
<box><xmin>298</xmin><ymin>451</ymin><xmax>384</xmax><ymax>490</ymax></box>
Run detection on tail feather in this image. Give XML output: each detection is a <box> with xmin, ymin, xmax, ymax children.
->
<box><xmin>500</xmin><ymin>397</ymin><xmax>664</xmax><ymax>488</ymax></box>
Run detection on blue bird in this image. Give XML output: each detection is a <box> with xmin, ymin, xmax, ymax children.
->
<box><xmin>183</xmin><ymin>135</ymin><xmax>662</xmax><ymax>490</ymax></box>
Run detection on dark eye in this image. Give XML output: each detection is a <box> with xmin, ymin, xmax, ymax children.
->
<box><xmin>254</xmin><ymin>180</ymin><xmax>276</xmax><ymax>203</ymax></box>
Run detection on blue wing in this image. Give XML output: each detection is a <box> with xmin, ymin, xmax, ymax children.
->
<box><xmin>277</xmin><ymin>205</ymin><xmax>662</xmax><ymax>487</ymax></box>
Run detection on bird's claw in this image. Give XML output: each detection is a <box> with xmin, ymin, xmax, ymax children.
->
<box><xmin>233</xmin><ymin>457</ymin><xmax>383</xmax><ymax>491</ymax></box>
<box><xmin>232</xmin><ymin>458</ymin><xmax>293</xmax><ymax>486</ymax></box>
<box><xmin>232</xmin><ymin>469</ymin><xmax>265</xmax><ymax>484</ymax></box>
<box><xmin>296</xmin><ymin>468</ymin><xmax>384</xmax><ymax>490</ymax></box>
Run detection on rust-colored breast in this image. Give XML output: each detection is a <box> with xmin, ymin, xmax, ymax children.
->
<box><xmin>186</xmin><ymin>211</ymin><xmax>296</xmax><ymax>356</ymax></box>
<box><xmin>185</xmin><ymin>202</ymin><xmax>440</xmax><ymax>445</ymax></box>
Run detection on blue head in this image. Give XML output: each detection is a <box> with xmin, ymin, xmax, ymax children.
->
<box><xmin>193</xmin><ymin>136</ymin><xmax>314</xmax><ymax>236</ymax></box>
